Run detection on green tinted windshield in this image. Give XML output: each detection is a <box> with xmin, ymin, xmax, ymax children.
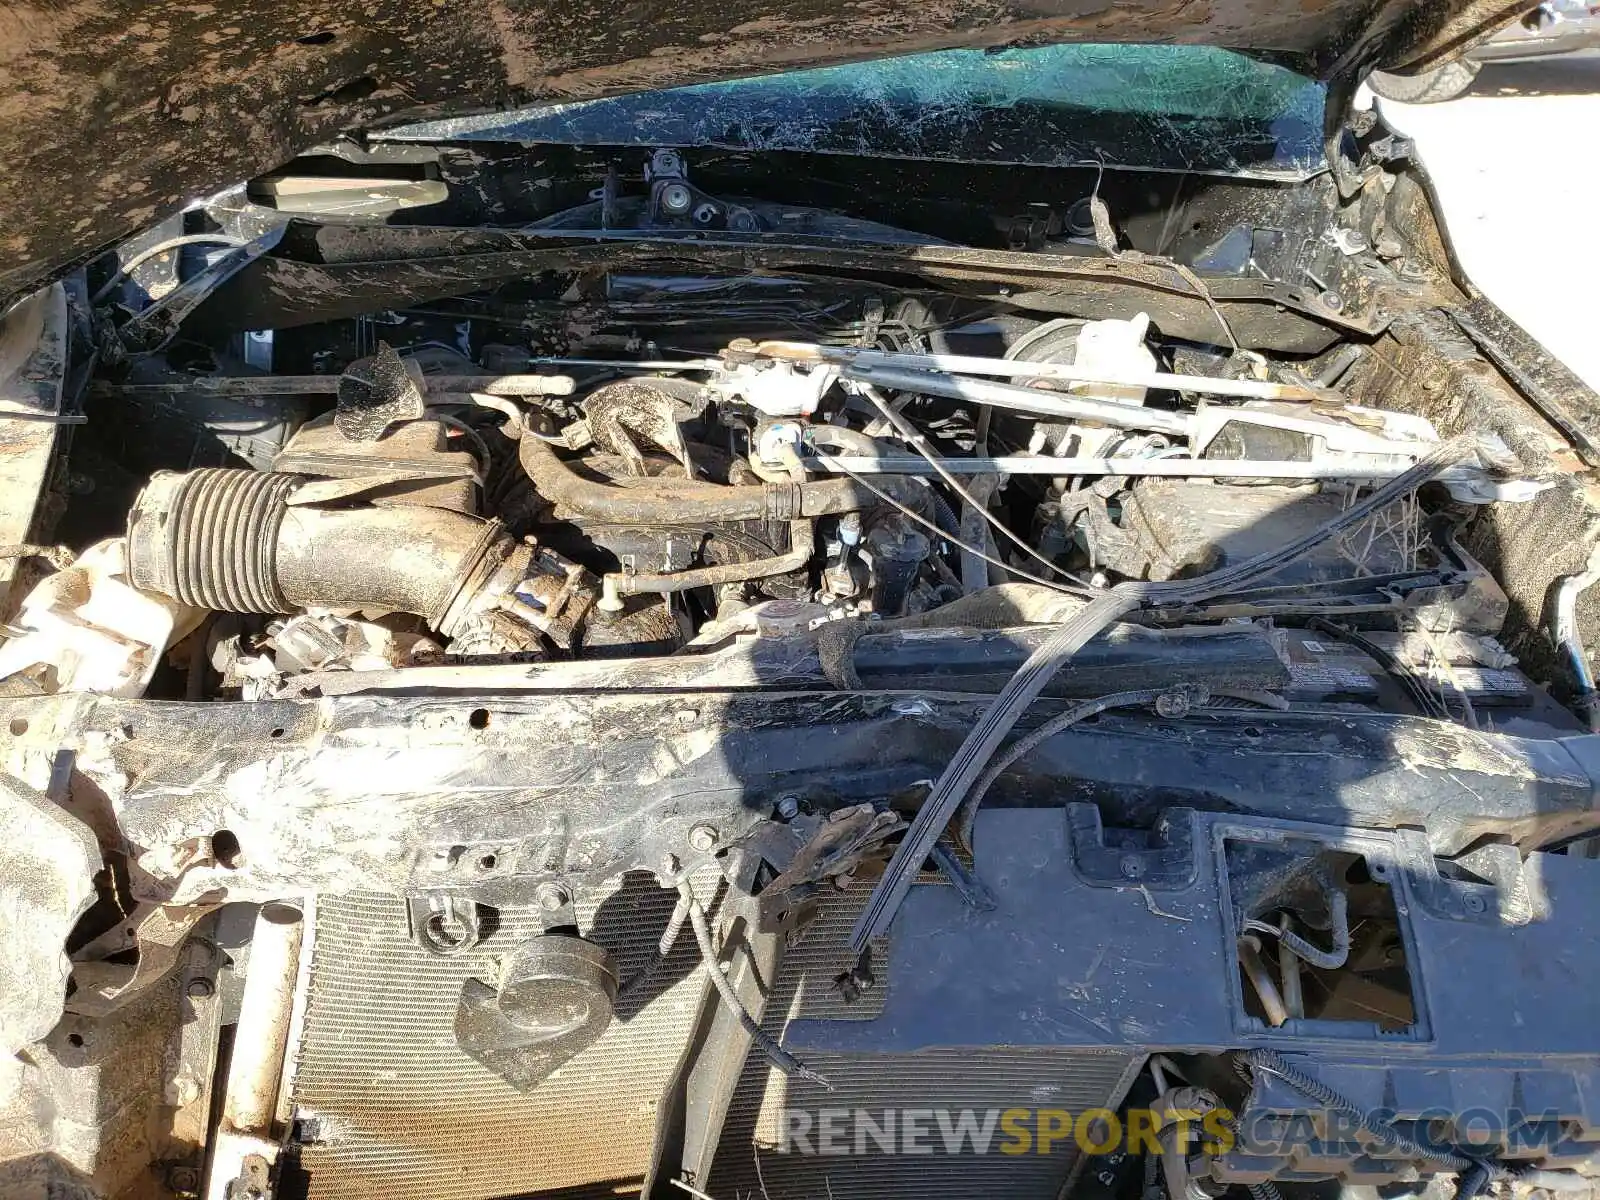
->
<box><xmin>389</xmin><ymin>44</ymin><xmax>1327</xmax><ymax>178</ymax></box>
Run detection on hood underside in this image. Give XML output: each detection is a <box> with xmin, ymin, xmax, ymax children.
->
<box><xmin>1</xmin><ymin>0</ymin><xmax>1514</xmax><ymax>308</ymax></box>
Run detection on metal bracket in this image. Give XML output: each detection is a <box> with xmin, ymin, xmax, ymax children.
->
<box><xmin>1068</xmin><ymin>804</ymin><xmax>1201</xmax><ymax>890</ymax></box>
<box><xmin>406</xmin><ymin>894</ymin><xmax>484</xmax><ymax>957</ymax></box>
<box><xmin>67</xmin><ymin>901</ymin><xmax>218</xmax><ymax>1017</ymax></box>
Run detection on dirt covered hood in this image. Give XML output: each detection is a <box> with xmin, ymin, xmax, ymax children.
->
<box><xmin>1</xmin><ymin>0</ymin><xmax>1521</xmax><ymax>307</ymax></box>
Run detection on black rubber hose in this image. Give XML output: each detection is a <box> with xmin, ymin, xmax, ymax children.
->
<box><xmin>850</xmin><ymin>436</ymin><xmax>1482</xmax><ymax>952</ymax></box>
<box><xmin>677</xmin><ymin>880</ymin><xmax>829</xmax><ymax>1089</ymax></box>
<box><xmin>929</xmin><ymin>490</ymin><xmax>962</xmax><ymax>539</ymax></box>
<box><xmin>602</xmin><ymin>447</ymin><xmax>816</xmax><ymax>605</ymax></box>
<box><xmin>519</xmin><ymin>434</ymin><xmax>921</xmax><ymax>524</ymax></box>
<box><xmin>1243</xmin><ymin>869</ymin><xmax>1351</xmax><ymax>971</ymax></box>
<box><xmin>617</xmin><ymin>896</ymin><xmax>689</xmax><ymax>1001</ymax></box>
<box><xmin>797</xmin><ymin>424</ymin><xmax>959</xmax><ymax>535</ymax></box>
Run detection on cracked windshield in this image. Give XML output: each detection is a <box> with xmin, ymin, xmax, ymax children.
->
<box><xmin>391</xmin><ymin>44</ymin><xmax>1328</xmax><ymax>177</ymax></box>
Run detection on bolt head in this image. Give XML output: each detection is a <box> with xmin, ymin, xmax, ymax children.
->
<box><xmin>1155</xmin><ymin>691</ymin><xmax>1191</xmax><ymax>719</ymax></box>
<box><xmin>185</xmin><ymin>978</ymin><xmax>215</xmax><ymax>999</ymax></box>
<box><xmin>661</xmin><ymin>183</ymin><xmax>692</xmax><ymax>214</ymax></box>
<box><xmin>1119</xmin><ymin>854</ymin><xmax>1146</xmax><ymax>879</ymax></box>
<box><xmin>776</xmin><ymin>795</ymin><xmax>800</xmax><ymax>820</ymax></box>
<box><xmin>536</xmin><ymin>882</ymin><xmax>568</xmax><ymax>911</ymax></box>
<box><xmin>688</xmin><ymin>824</ymin><xmax>718</xmax><ymax>853</ymax></box>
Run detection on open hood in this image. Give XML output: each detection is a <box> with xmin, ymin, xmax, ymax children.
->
<box><xmin>0</xmin><ymin>0</ymin><xmax>1522</xmax><ymax>309</ymax></box>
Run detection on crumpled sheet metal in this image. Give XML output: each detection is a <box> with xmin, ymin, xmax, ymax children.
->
<box><xmin>0</xmin><ymin>774</ymin><xmax>100</xmax><ymax>1053</ymax></box>
<box><xmin>0</xmin><ymin>0</ymin><xmax>1495</xmax><ymax>310</ymax></box>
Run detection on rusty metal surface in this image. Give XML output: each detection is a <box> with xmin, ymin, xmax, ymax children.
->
<box><xmin>0</xmin><ymin>284</ymin><xmax>68</xmax><ymax>616</ymax></box>
<box><xmin>0</xmin><ymin>0</ymin><xmax>1514</xmax><ymax>311</ymax></box>
<box><xmin>290</xmin><ymin>880</ymin><xmax>711</xmax><ymax>1200</ymax></box>
<box><xmin>192</xmin><ymin>224</ymin><xmax>1368</xmax><ymax>353</ymax></box>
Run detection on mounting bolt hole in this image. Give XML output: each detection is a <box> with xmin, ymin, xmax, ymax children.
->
<box><xmin>66</xmin><ymin>1033</ymin><xmax>85</xmax><ymax>1048</ymax></box>
<box><xmin>478</xmin><ymin>853</ymin><xmax>498</xmax><ymax>871</ymax></box>
<box><xmin>469</xmin><ymin>709</ymin><xmax>491</xmax><ymax>730</ymax></box>
<box><xmin>212</xmin><ymin>829</ymin><xmax>242</xmax><ymax>869</ymax></box>
<box><xmin>269</xmin><ymin>727</ymin><xmax>285</xmax><ymax>739</ymax></box>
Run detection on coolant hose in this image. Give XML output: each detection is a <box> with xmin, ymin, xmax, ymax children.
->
<box><xmin>126</xmin><ymin>468</ymin><xmax>508</xmax><ymax>633</ymax></box>
<box><xmin>805</xmin><ymin>422</ymin><xmax>959</xmax><ymax>536</ymax></box>
<box><xmin>598</xmin><ymin>447</ymin><xmax>816</xmax><ymax>609</ymax></box>
<box><xmin>1243</xmin><ymin>869</ymin><xmax>1351</xmax><ymax>971</ymax></box>
<box><xmin>1553</xmin><ymin>549</ymin><xmax>1600</xmax><ymax>732</ymax></box>
<box><xmin>1237</xmin><ymin>935</ymin><xmax>1291</xmax><ymax>1028</ymax></box>
<box><xmin>519</xmin><ymin>432</ymin><xmax>920</xmax><ymax>524</ymax></box>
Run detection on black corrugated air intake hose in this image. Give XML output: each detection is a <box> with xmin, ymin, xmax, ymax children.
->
<box><xmin>125</xmin><ymin>468</ymin><xmax>511</xmax><ymax>635</ymax></box>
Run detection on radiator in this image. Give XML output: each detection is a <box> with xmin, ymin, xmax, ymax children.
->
<box><xmin>707</xmin><ymin>891</ymin><xmax>1143</xmax><ymax>1200</ymax></box>
<box><xmin>288</xmin><ymin>880</ymin><xmax>1139</xmax><ymax>1200</ymax></box>
<box><xmin>287</xmin><ymin>877</ymin><xmax>709</xmax><ymax>1200</ymax></box>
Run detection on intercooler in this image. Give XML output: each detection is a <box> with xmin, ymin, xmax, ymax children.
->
<box><xmin>286</xmin><ymin>880</ymin><xmax>1140</xmax><ymax>1200</ymax></box>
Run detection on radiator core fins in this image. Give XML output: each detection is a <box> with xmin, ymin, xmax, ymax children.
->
<box><xmin>289</xmin><ymin>882</ymin><xmax>707</xmax><ymax>1200</ymax></box>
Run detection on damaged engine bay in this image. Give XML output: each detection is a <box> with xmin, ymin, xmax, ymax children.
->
<box><xmin>7</xmin><ymin>90</ymin><xmax>1600</xmax><ymax>1200</ymax></box>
